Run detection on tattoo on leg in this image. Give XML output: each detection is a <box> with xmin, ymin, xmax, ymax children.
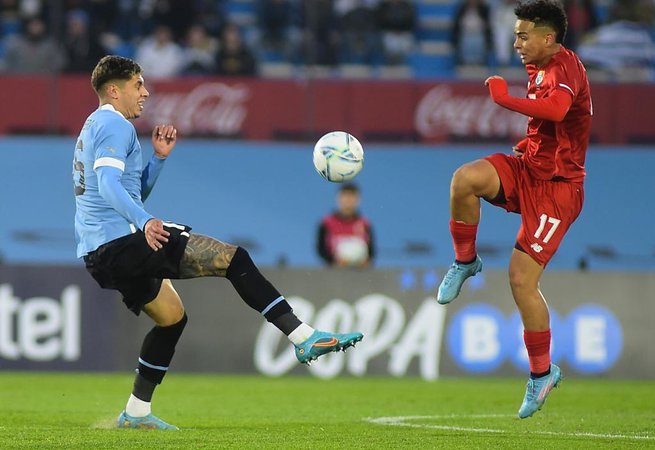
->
<box><xmin>179</xmin><ymin>234</ymin><xmax>237</xmax><ymax>278</ymax></box>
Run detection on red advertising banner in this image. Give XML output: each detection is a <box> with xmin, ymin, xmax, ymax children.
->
<box><xmin>0</xmin><ymin>75</ymin><xmax>651</xmax><ymax>144</ymax></box>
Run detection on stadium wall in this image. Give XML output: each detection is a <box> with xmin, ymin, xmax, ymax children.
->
<box><xmin>0</xmin><ymin>265</ymin><xmax>652</xmax><ymax>379</ymax></box>
<box><xmin>0</xmin><ymin>76</ymin><xmax>654</xmax><ymax>144</ymax></box>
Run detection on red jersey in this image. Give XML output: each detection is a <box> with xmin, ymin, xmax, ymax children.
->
<box><xmin>317</xmin><ymin>213</ymin><xmax>374</xmax><ymax>265</ymax></box>
<box><xmin>523</xmin><ymin>47</ymin><xmax>592</xmax><ymax>182</ymax></box>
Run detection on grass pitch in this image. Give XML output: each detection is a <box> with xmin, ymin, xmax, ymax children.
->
<box><xmin>0</xmin><ymin>372</ymin><xmax>653</xmax><ymax>449</ymax></box>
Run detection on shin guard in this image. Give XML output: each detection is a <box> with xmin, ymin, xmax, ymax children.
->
<box><xmin>136</xmin><ymin>313</ymin><xmax>188</xmax><ymax>385</ymax></box>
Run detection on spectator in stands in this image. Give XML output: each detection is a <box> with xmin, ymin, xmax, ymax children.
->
<box><xmin>334</xmin><ymin>0</ymin><xmax>383</xmax><ymax>65</ymax></box>
<box><xmin>215</xmin><ymin>23</ymin><xmax>257</xmax><ymax>76</ymax></box>
<box><xmin>563</xmin><ymin>0</ymin><xmax>597</xmax><ymax>51</ymax></box>
<box><xmin>0</xmin><ymin>0</ymin><xmax>23</xmax><ymax>38</ymax></box>
<box><xmin>491</xmin><ymin>0</ymin><xmax>519</xmax><ymax>66</ymax></box>
<box><xmin>297</xmin><ymin>0</ymin><xmax>339</xmax><ymax>66</ymax></box>
<box><xmin>148</xmin><ymin>0</ymin><xmax>196</xmax><ymax>42</ymax></box>
<box><xmin>62</xmin><ymin>9</ymin><xmax>107</xmax><ymax>73</ymax></box>
<box><xmin>317</xmin><ymin>183</ymin><xmax>375</xmax><ymax>268</ymax></box>
<box><xmin>257</xmin><ymin>0</ymin><xmax>296</xmax><ymax>58</ymax></box>
<box><xmin>134</xmin><ymin>25</ymin><xmax>184</xmax><ymax>79</ymax></box>
<box><xmin>609</xmin><ymin>0</ymin><xmax>654</xmax><ymax>23</ymax></box>
<box><xmin>576</xmin><ymin>21</ymin><xmax>655</xmax><ymax>74</ymax></box>
<box><xmin>84</xmin><ymin>0</ymin><xmax>118</xmax><ymax>36</ymax></box>
<box><xmin>3</xmin><ymin>16</ymin><xmax>65</xmax><ymax>73</ymax></box>
<box><xmin>180</xmin><ymin>23</ymin><xmax>217</xmax><ymax>75</ymax></box>
<box><xmin>451</xmin><ymin>0</ymin><xmax>493</xmax><ymax>66</ymax></box>
<box><xmin>3</xmin><ymin>0</ymin><xmax>42</xmax><ymax>18</ymax></box>
<box><xmin>112</xmin><ymin>0</ymin><xmax>141</xmax><ymax>41</ymax></box>
<box><xmin>577</xmin><ymin>0</ymin><xmax>655</xmax><ymax>75</ymax></box>
<box><xmin>192</xmin><ymin>0</ymin><xmax>226</xmax><ymax>37</ymax></box>
<box><xmin>377</xmin><ymin>0</ymin><xmax>416</xmax><ymax>65</ymax></box>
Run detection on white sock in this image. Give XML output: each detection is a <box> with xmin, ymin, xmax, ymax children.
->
<box><xmin>126</xmin><ymin>394</ymin><xmax>151</xmax><ymax>417</ymax></box>
<box><xmin>288</xmin><ymin>323</ymin><xmax>315</xmax><ymax>345</ymax></box>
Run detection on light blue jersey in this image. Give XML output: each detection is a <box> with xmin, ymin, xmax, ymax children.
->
<box><xmin>74</xmin><ymin>104</ymin><xmax>164</xmax><ymax>257</ymax></box>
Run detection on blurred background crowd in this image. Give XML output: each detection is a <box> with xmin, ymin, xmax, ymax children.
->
<box><xmin>0</xmin><ymin>0</ymin><xmax>654</xmax><ymax>80</ymax></box>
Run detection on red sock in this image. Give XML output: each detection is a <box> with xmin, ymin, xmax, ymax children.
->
<box><xmin>450</xmin><ymin>219</ymin><xmax>478</xmax><ymax>263</ymax></box>
<box><xmin>523</xmin><ymin>329</ymin><xmax>551</xmax><ymax>375</ymax></box>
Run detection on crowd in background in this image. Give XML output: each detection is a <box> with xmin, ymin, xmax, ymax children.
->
<box><xmin>452</xmin><ymin>0</ymin><xmax>655</xmax><ymax>74</ymax></box>
<box><xmin>0</xmin><ymin>0</ymin><xmax>653</xmax><ymax>78</ymax></box>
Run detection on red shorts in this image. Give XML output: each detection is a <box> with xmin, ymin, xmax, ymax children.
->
<box><xmin>484</xmin><ymin>153</ymin><xmax>584</xmax><ymax>266</ymax></box>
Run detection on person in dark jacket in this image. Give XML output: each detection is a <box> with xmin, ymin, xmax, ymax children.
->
<box><xmin>317</xmin><ymin>183</ymin><xmax>375</xmax><ymax>267</ymax></box>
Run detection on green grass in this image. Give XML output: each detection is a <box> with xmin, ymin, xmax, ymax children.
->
<box><xmin>0</xmin><ymin>373</ymin><xmax>653</xmax><ymax>449</ymax></box>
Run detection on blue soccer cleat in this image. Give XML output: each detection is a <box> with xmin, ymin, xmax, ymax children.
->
<box><xmin>437</xmin><ymin>256</ymin><xmax>483</xmax><ymax>305</ymax></box>
<box><xmin>295</xmin><ymin>330</ymin><xmax>364</xmax><ymax>364</ymax></box>
<box><xmin>518</xmin><ymin>364</ymin><xmax>562</xmax><ymax>419</ymax></box>
<box><xmin>117</xmin><ymin>410</ymin><xmax>179</xmax><ymax>430</ymax></box>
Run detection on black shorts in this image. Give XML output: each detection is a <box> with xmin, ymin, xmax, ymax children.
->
<box><xmin>84</xmin><ymin>222</ymin><xmax>192</xmax><ymax>315</ymax></box>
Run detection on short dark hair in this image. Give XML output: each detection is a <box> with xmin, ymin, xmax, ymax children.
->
<box><xmin>515</xmin><ymin>0</ymin><xmax>568</xmax><ymax>44</ymax></box>
<box><xmin>91</xmin><ymin>55</ymin><xmax>142</xmax><ymax>94</ymax></box>
<box><xmin>339</xmin><ymin>183</ymin><xmax>359</xmax><ymax>194</ymax></box>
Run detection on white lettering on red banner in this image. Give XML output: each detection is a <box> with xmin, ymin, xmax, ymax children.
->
<box><xmin>142</xmin><ymin>82</ymin><xmax>249</xmax><ymax>135</ymax></box>
<box><xmin>415</xmin><ymin>85</ymin><xmax>528</xmax><ymax>139</ymax></box>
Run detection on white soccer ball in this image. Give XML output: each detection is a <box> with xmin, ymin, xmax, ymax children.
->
<box><xmin>313</xmin><ymin>131</ymin><xmax>364</xmax><ymax>182</ymax></box>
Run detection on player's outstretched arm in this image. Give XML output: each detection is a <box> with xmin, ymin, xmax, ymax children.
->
<box><xmin>485</xmin><ymin>76</ymin><xmax>572</xmax><ymax>122</ymax></box>
<box><xmin>179</xmin><ymin>234</ymin><xmax>238</xmax><ymax>278</ymax></box>
<box><xmin>142</xmin><ymin>154</ymin><xmax>165</xmax><ymax>201</ymax></box>
<box><xmin>142</xmin><ymin>125</ymin><xmax>178</xmax><ymax>200</ymax></box>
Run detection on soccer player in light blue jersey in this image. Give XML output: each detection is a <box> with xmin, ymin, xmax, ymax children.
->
<box><xmin>74</xmin><ymin>56</ymin><xmax>363</xmax><ymax>430</ymax></box>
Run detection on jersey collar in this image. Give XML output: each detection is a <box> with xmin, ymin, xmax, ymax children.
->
<box><xmin>99</xmin><ymin>103</ymin><xmax>126</xmax><ymax>119</ymax></box>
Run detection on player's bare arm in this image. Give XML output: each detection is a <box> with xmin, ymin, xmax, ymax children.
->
<box><xmin>179</xmin><ymin>234</ymin><xmax>237</xmax><ymax>278</ymax></box>
<box><xmin>152</xmin><ymin>124</ymin><xmax>177</xmax><ymax>159</ymax></box>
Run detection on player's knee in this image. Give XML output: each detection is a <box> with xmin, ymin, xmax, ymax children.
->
<box><xmin>451</xmin><ymin>164</ymin><xmax>479</xmax><ymax>196</ymax></box>
<box><xmin>150</xmin><ymin>298</ymin><xmax>185</xmax><ymax>326</ymax></box>
<box><xmin>170</xmin><ymin>303</ymin><xmax>186</xmax><ymax>325</ymax></box>
<box><xmin>508</xmin><ymin>267</ymin><xmax>523</xmax><ymax>293</ymax></box>
<box><xmin>452</xmin><ymin>160</ymin><xmax>498</xmax><ymax>198</ymax></box>
<box><xmin>160</xmin><ymin>310</ymin><xmax>188</xmax><ymax>331</ymax></box>
<box><xmin>154</xmin><ymin>309</ymin><xmax>185</xmax><ymax>327</ymax></box>
<box><xmin>152</xmin><ymin>281</ymin><xmax>186</xmax><ymax>325</ymax></box>
<box><xmin>508</xmin><ymin>267</ymin><xmax>537</xmax><ymax>298</ymax></box>
<box><xmin>174</xmin><ymin>311</ymin><xmax>188</xmax><ymax>331</ymax></box>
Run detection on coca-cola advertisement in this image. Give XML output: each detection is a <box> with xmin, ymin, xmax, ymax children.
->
<box><xmin>136</xmin><ymin>81</ymin><xmax>250</xmax><ymax>136</ymax></box>
<box><xmin>0</xmin><ymin>75</ymin><xmax>651</xmax><ymax>144</ymax></box>
<box><xmin>414</xmin><ymin>84</ymin><xmax>528</xmax><ymax>141</ymax></box>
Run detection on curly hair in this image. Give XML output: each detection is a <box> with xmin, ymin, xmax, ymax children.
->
<box><xmin>91</xmin><ymin>55</ymin><xmax>142</xmax><ymax>94</ymax></box>
<box><xmin>514</xmin><ymin>0</ymin><xmax>568</xmax><ymax>43</ymax></box>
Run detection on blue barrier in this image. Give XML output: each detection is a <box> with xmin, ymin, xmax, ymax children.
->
<box><xmin>0</xmin><ymin>136</ymin><xmax>653</xmax><ymax>271</ymax></box>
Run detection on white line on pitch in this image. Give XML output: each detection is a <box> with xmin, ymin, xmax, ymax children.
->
<box><xmin>363</xmin><ymin>415</ymin><xmax>654</xmax><ymax>441</ymax></box>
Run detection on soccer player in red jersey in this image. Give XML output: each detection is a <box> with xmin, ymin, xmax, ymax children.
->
<box><xmin>436</xmin><ymin>0</ymin><xmax>592</xmax><ymax>418</ymax></box>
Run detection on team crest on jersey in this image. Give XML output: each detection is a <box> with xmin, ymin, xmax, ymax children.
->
<box><xmin>535</xmin><ymin>70</ymin><xmax>545</xmax><ymax>86</ymax></box>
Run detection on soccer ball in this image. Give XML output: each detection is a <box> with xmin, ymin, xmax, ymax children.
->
<box><xmin>313</xmin><ymin>131</ymin><xmax>364</xmax><ymax>182</ymax></box>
